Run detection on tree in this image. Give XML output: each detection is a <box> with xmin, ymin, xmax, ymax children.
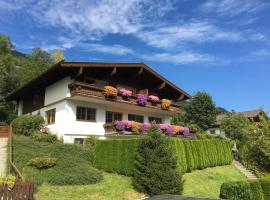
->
<box><xmin>220</xmin><ymin>113</ymin><xmax>251</xmax><ymax>141</ymax></box>
<box><xmin>0</xmin><ymin>34</ymin><xmax>14</xmax><ymax>55</ymax></box>
<box><xmin>183</xmin><ymin>92</ymin><xmax>217</xmax><ymax>130</ymax></box>
<box><xmin>133</xmin><ymin>126</ymin><xmax>182</xmax><ymax>196</ymax></box>
<box><xmin>217</xmin><ymin>107</ymin><xmax>228</xmax><ymax>114</ymax></box>
<box><xmin>51</xmin><ymin>48</ymin><xmax>64</xmax><ymax>64</ymax></box>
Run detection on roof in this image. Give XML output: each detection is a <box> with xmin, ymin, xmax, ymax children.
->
<box><xmin>4</xmin><ymin>61</ymin><xmax>192</xmax><ymax>101</ymax></box>
<box><xmin>216</xmin><ymin>109</ymin><xmax>267</xmax><ymax>125</ymax></box>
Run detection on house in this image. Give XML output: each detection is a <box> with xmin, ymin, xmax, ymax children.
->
<box><xmin>207</xmin><ymin>109</ymin><xmax>268</xmax><ymax>137</ymax></box>
<box><xmin>5</xmin><ymin>61</ymin><xmax>191</xmax><ymax>143</ymax></box>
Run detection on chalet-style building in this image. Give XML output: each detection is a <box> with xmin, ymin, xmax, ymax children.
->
<box><xmin>207</xmin><ymin>109</ymin><xmax>268</xmax><ymax>137</ymax></box>
<box><xmin>5</xmin><ymin>61</ymin><xmax>191</xmax><ymax>143</ymax></box>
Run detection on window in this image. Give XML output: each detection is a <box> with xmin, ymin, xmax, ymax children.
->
<box><xmin>74</xmin><ymin>138</ymin><xmax>84</xmax><ymax>145</ymax></box>
<box><xmin>46</xmin><ymin>109</ymin><xmax>56</xmax><ymax>125</ymax></box>
<box><xmin>76</xmin><ymin>106</ymin><xmax>96</xmax><ymax>121</ymax></box>
<box><xmin>106</xmin><ymin>111</ymin><xmax>122</xmax><ymax>123</ymax></box>
<box><xmin>128</xmin><ymin>114</ymin><xmax>144</xmax><ymax>123</ymax></box>
<box><xmin>148</xmin><ymin>117</ymin><xmax>162</xmax><ymax>124</ymax></box>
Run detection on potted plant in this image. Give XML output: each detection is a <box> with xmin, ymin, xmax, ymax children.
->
<box><xmin>119</xmin><ymin>88</ymin><xmax>132</xmax><ymax>100</ymax></box>
<box><xmin>136</xmin><ymin>94</ymin><xmax>147</xmax><ymax>106</ymax></box>
<box><xmin>148</xmin><ymin>95</ymin><xmax>159</xmax><ymax>105</ymax></box>
<box><xmin>161</xmin><ymin>99</ymin><xmax>171</xmax><ymax>110</ymax></box>
<box><xmin>103</xmin><ymin>86</ymin><xmax>117</xmax><ymax>99</ymax></box>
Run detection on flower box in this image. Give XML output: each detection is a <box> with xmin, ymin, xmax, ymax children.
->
<box><xmin>103</xmin><ymin>86</ymin><xmax>117</xmax><ymax>98</ymax></box>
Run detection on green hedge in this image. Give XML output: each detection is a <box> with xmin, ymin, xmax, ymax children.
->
<box><xmin>220</xmin><ymin>175</ymin><xmax>270</xmax><ymax>200</ymax></box>
<box><xmin>93</xmin><ymin>138</ymin><xmax>233</xmax><ymax>175</ymax></box>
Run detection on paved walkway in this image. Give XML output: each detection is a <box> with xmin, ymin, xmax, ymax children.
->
<box><xmin>233</xmin><ymin>160</ymin><xmax>257</xmax><ymax>180</ymax></box>
<box><xmin>0</xmin><ymin>137</ymin><xmax>8</xmax><ymax>176</ymax></box>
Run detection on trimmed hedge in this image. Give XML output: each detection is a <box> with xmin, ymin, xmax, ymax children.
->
<box><xmin>93</xmin><ymin>138</ymin><xmax>233</xmax><ymax>175</ymax></box>
<box><xmin>220</xmin><ymin>175</ymin><xmax>270</xmax><ymax>200</ymax></box>
<box><xmin>220</xmin><ymin>181</ymin><xmax>252</xmax><ymax>200</ymax></box>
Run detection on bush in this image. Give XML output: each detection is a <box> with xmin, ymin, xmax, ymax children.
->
<box><xmin>93</xmin><ymin>138</ymin><xmax>233</xmax><ymax>175</ymax></box>
<box><xmin>133</xmin><ymin>127</ymin><xmax>182</xmax><ymax>196</ymax></box>
<box><xmin>31</xmin><ymin>131</ymin><xmax>57</xmax><ymax>143</ymax></box>
<box><xmin>12</xmin><ymin>115</ymin><xmax>44</xmax><ymax>136</ymax></box>
<box><xmin>28</xmin><ymin>155</ymin><xmax>57</xmax><ymax>169</ymax></box>
<box><xmin>84</xmin><ymin>136</ymin><xmax>98</xmax><ymax>163</ymax></box>
<box><xmin>220</xmin><ymin>181</ymin><xmax>252</xmax><ymax>200</ymax></box>
<box><xmin>249</xmin><ymin>180</ymin><xmax>264</xmax><ymax>200</ymax></box>
<box><xmin>260</xmin><ymin>175</ymin><xmax>270</xmax><ymax>200</ymax></box>
<box><xmin>13</xmin><ymin>135</ymin><xmax>103</xmax><ymax>185</ymax></box>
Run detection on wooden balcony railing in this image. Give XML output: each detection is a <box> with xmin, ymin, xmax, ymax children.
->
<box><xmin>69</xmin><ymin>82</ymin><xmax>181</xmax><ymax>112</ymax></box>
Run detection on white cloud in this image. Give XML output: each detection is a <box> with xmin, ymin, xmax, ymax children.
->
<box><xmin>251</xmin><ymin>49</ymin><xmax>270</xmax><ymax>57</ymax></box>
<box><xmin>200</xmin><ymin>0</ymin><xmax>269</xmax><ymax>17</ymax></box>
<box><xmin>141</xmin><ymin>52</ymin><xmax>213</xmax><ymax>64</ymax></box>
<box><xmin>79</xmin><ymin>43</ymin><xmax>134</xmax><ymax>55</ymax></box>
<box><xmin>137</xmin><ymin>22</ymin><xmax>242</xmax><ymax>48</ymax></box>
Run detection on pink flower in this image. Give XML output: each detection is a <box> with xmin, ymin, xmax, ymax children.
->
<box><xmin>140</xmin><ymin>122</ymin><xmax>151</xmax><ymax>132</ymax></box>
<box><xmin>148</xmin><ymin>95</ymin><xmax>159</xmax><ymax>102</ymax></box>
<box><xmin>158</xmin><ymin>123</ymin><xmax>168</xmax><ymax>130</ymax></box>
<box><xmin>119</xmin><ymin>88</ymin><xmax>132</xmax><ymax>97</ymax></box>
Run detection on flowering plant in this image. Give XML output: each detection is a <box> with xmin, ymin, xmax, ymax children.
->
<box><xmin>115</xmin><ymin>120</ymin><xmax>125</xmax><ymax>131</ymax></box>
<box><xmin>122</xmin><ymin>120</ymin><xmax>132</xmax><ymax>129</ymax></box>
<box><xmin>140</xmin><ymin>122</ymin><xmax>151</xmax><ymax>132</ymax></box>
<box><xmin>173</xmin><ymin>125</ymin><xmax>181</xmax><ymax>134</ymax></box>
<box><xmin>131</xmin><ymin>121</ymin><xmax>141</xmax><ymax>134</ymax></box>
<box><xmin>166</xmin><ymin>125</ymin><xmax>174</xmax><ymax>135</ymax></box>
<box><xmin>103</xmin><ymin>86</ymin><xmax>117</xmax><ymax>98</ymax></box>
<box><xmin>148</xmin><ymin>95</ymin><xmax>159</xmax><ymax>103</ymax></box>
<box><xmin>158</xmin><ymin>123</ymin><xmax>168</xmax><ymax>131</ymax></box>
<box><xmin>161</xmin><ymin>99</ymin><xmax>171</xmax><ymax>110</ymax></box>
<box><xmin>136</xmin><ymin>94</ymin><xmax>147</xmax><ymax>106</ymax></box>
<box><xmin>119</xmin><ymin>88</ymin><xmax>132</xmax><ymax>97</ymax></box>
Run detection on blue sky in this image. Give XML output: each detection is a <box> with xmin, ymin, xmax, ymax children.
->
<box><xmin>0</xmin><ymin>0</ymin><xmax>270</xmax><ymax>113</ymax></box>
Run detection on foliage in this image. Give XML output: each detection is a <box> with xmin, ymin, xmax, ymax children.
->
<box><xmin>260</xmin><ymin>175</ymin><xmax>270</xmax><ymax>200</ymax></box>
<box><xmin>183</xmin><ymin>166</ymin><xmax>247</xmax><ymax>199</ymax></box>
<box><xmin>249</xmin><ymin>180</ymin><xmax>264</xmax><ymax>200</ymax></box>
<box><xmin>51</xmin><ymin>48</ymin><xmax>64</xmax><ymax>64</ymax></box>
<box><xmin>83</xmin><ymin>136</ymin><xmax>98</xmax><ymax>163</ymax></box>
<box><xmin>0</xmin><ymin>34</ymin><xmax>14</xmax><ymax>55</ymax></box>
<box><xmin>93</xmin><ymin>136</ymin><xmax>232</xmax><ymax>176</ymax></box>
<box><xmin>0</xmin><ymin>174</ymin><xmax>16</xmax><ymax>191</ymax></box>
<box><xmin>133</xmin><ymin>127</ymin><xmax>182</xmax><ymax>196</ymax></box>
<box><xmin>220</xmin><ymin>112</ymin><xmax>251</xmax><ymax>141</ymax></box>
<box><xmin>13</xmin><ymin>135</ymin><xmax>103</xmax><ymax>185</ymax></box>
<box><xmin>12</xmin><ymin>115</ymin><xmax>45</xmax><ymax>136</ymax></box>
<box><xmin>28</xmin><ymin>155</ymin><xmax>57</xmax><ymax>169</ymax></box>
<box><xmin>161</xmin><ymin>99</ymin><xmax>171</xmax><ymax>110</ymax></box>
<box><xmin>220</xmin><ymin>181</ymin><xmax>252</xmax><ymax>200</ymax></box>
<box><xmin>216</xmin><ymin>107</ymin><xmax>228</xmax><ymax>114</ymax></box>
<box><xmin>31</xmin><ymin>131</ymin><xmax>57</xmax><ymax>143</ymax></box>
<box><xmin>103</xmin><ymin>86</ymin><xmax>117</xmax><ymax>97</ymax></box>
<box><xmin>136</xmin><ymin>94</ymin><xmax>147</xmax><ymax>106</ymax></box>
<box><xmin>183</xmin><ymin>92</ymin><xmax>217</xmax><ymax>130</ymax></box>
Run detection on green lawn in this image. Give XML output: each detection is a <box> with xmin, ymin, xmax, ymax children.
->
<box><xmin>36</xmin><ymin>173</ymin><xmax>143</xmax><ymax>200</ymax></box>
<box><xmin>182</xmin><ymin>165</ymin><xmax>247</xmax><ymax>198</ymax></box>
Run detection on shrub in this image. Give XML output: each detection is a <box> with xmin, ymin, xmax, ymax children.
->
<box><xmin>84</xmin><ymin>136</ymin><xmax>98</xmax><ymax>163</ymax></box>
<box><xmin>133</xmin><ymin>127</ymin><xmax>182</xmax><ymax>196</ymax></box>
<box><xmin>27</xmin><ymin>155</ymin><xmax>57</xmax><ymax>169</ymax></box>
<box><xmin>31</xmin><ymin>131</ymin><xmax>57</xmax><ymax>143</ymax></box>
<box><xmin>0</xmin><ymin>174</ymin><xmax>16</xmax><ymax>191</ymax></box>
<box><xmin>249</xmin><ymin>180</ymin><xmax>264</xmax><ymax>200</ymax></box>
<box><xmin>12</xmin><ymin>115</ymin><xmax>44</xmax><ymax>136</ymax></box>
<box><xmin>260</xmin><ymin>175</ymin><xmax>270</xmax><ymax>200</ymax></box>
<box><xmin>220</xmin><ymin>181</ymin><xmax>252</xmax><ymax>200</ymax></box>
<box><xmin>13</xmin><ymin>135</ymin><xmax>103</xmax><ymax>185</ymax></box>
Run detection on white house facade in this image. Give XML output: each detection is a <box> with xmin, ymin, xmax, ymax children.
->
<box><xmin>6</xmin><ymin>62</ymin><xmax>191</xmax><ymax>143</ymax></box>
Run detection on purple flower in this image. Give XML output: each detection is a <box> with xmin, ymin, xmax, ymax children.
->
<box><xmin>122</xmin><ymin>120</ymin><xmax>132</xmax><ymax>129</ymax></box>
<box><xmin>115</xmin><ymin>120</ymin><xmax>125</xmax><ymax>131</ymax></box>
<box><xmin>140</xmin><ymin>123</ymin><xmax>151</xmax><ymax>132</ymax></box>
<box><xmin>119</xmin><ymin>88</ymin><xmax>132</xmax><ymax>97</ymax></box>
<box><xmin>158</xmin><ymin>124</ymin><xmax>168</xmax><ymax>130</ymax></box>
<box><xmin>148</xmin><ymin>95</ymin><xmax>159</xmax><ymax>102</ymax></box>
<box><xmin>166</xmin><ymin>125</ymin><xmax>174</xmax><ymax>135</ymax></box>
<box><xmin>136</xmin><ymin>94</ymin><xmax>147</xmax><ymax>106</ymax></box>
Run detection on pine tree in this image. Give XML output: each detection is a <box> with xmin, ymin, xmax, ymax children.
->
<box><xmin>133</xmin><ymin>126</ymin><xmax>182</xmax><ymax>196</ymax></box>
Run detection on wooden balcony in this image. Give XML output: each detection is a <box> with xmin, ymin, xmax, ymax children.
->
<box><xmin>69</xmin><ymin>82</ymin><xmax>181</xmax><ymax>112</ymax></box>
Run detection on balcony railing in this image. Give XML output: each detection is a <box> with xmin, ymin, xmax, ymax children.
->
<box><xmin>69</xmin><ymin>81</ymin><xmax>181</xmax><ymax>112</ymax></box>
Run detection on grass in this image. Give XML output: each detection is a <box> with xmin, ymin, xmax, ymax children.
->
<box><xmin>182</xmin><ymin>165</ymin><xmax>247</xmax><ymax>198</ymax></box>
<box><xmin>36</xmin><ymin>173</ymin><xmax>144</xmax><ymax>200</ymax></box>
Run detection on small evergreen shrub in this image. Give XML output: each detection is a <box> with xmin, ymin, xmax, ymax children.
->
<box><xmin>12</xmin><ymin>115</ymin><xmax>44</xmax><ymax>136</ymax></box>
<box><xmin>27</xmin><ymin>155</ymin><xmax>57</xmax><ymax>169</ymax></box>
<box><xmin>260</xmin><ymin>175</ymin><xmax>270</xmax><ymax>200</ymax></box>
<box><xmin>133</xmin><ymin>127</ymin><xmax>182</xmax><ymax>196</ymax></box>
<box><xmin>84</xmin><ymin>136</ymin><xmax>98</xmax><ymax>163</ymax></box>
<box><xmin>220</xmin><ymin>181</ymin><xmax>252</xmax><ymax>200</ymax></box>
<box><xmin>249</xmin><ymin>180</ymin><xmax>264</xmax><ymax>200</ymax></box>
<box><xmin>31</xmin><ymin>131</ymin><xmax>57</xmax><ymax>143</ymax></box>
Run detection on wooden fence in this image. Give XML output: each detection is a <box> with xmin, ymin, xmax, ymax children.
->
<box><xmin>0</xmin><ymin>179</ymin><xmax>34</xmax><ymax>200</ymax></box>
<box><xmin>0</xmin><ymin>126</ymin><xmax>11</xmax><ymax>138</ymax></box>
